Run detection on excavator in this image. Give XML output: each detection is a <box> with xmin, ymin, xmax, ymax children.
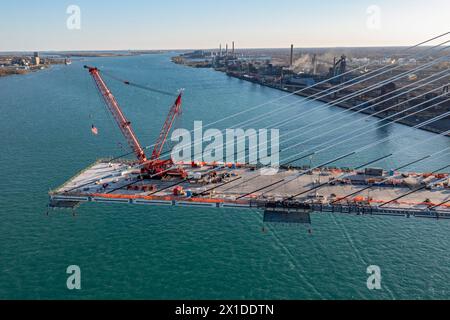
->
<box><xmin>84</xmin><ymin>65</ymin><xmax>187</xmax><ymax>179</ymax></box>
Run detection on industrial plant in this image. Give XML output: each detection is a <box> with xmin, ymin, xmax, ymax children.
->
<box><xmin>173</xmin><ymin>43</ymin><xmax>450</xmax><ymax>135</ymax></box>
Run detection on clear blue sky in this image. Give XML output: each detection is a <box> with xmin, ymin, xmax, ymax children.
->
<box><xmin>1</xmin><ymin>0</ymin><xmax>449</xmax><ymax>51</ymax></box>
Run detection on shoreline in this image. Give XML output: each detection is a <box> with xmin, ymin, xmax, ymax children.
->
<box><xmin>172</xmin><ymin>57</ymin><xmax>449</xmax><ymax>138</ymax></box>
<box><xmin>0</xmin><ymin>65</ymin><xmax>49</xmax><ymax>78</ymax></box>
<box><xmin>0</xmin><ymin>51</ymin><xmax>162</xmax><ymax>78</ymax></box>
<box><xmin>231</xmin><ymin>74</ymin><xmax>449</xmax><ymax>137</ymax></box>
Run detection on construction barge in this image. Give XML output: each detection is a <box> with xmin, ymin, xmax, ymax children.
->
<box><xmin>49</xmin><ymin>65</ymin><xmax>450</xmax><ymax>223</ymax></box>
<box><xmin>49</xmin><ymin>160</ymin><xmax>450</xmax><ymax>222</ymax></box>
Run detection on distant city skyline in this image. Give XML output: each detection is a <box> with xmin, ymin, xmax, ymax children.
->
<box><xmin>0</xmin><ymin>0</ymin><xmax>449</xmax><ymax>51</ymax></box>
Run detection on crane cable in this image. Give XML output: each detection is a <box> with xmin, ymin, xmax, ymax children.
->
<box><xmin>237</xmin><ymin>96</ymin><xmax>450</xmax><ymax>200</ymax></box>
<box><xmin>159</xmin><ymin>44</ymin><xmax>450</xmax><ymax>161</ymax></box>
<box><xmin>89</xmin><ymin>67</ymin><xmax>179</xmax><ymax>158</ymax></box>
<box><xmin>101</xmin><ymin>69</ymin><xmax>178</xmax><ymax>97</ymax></box>
<box><xmin>89</xmin><ymin>73</ymin><xmax>127</xmax><ymax>152</ymax></box>
<box><xmin>107</xmin><ymin>34</ymin><xmax>450</xmax><ymax>162</ymax></box>
<box><xmin>378</xmin><ymin>164</ymin><xmax>450</xmax><ymax>208</ymax></box>
<box><xmin>330</xmin><ymin>151</ymin><xmax>450</xmax><ymax>205</ymax></box>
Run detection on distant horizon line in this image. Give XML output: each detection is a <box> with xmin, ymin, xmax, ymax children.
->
<box><xmin>0</xmin><ymin>45</ymin><xmax>442</xmax><ymax>53</ymax></box>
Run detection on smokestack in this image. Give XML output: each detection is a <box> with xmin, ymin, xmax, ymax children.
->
<box><xmin>226</xmin><ymin>44</ymin><xmax>228</xmax><ymax>56</ymax></box>
<box><xmin>232</xmin><ymin>41</ymin><xmax>235</xmax><ymax>56</ymax></box>
<box><xmin>219</xmin><ymin>44</ymin><xmax>222</xmax><ymax>57</ymax></box>
<box><xmin>312</xmin><ymin>54</ymin><xmax>317</xmax><ymax>75</ymax></box>
<box><xmin>290</xmin><ymin>44</ymin><xmax>294</xmax><ymax>67</ymax></box>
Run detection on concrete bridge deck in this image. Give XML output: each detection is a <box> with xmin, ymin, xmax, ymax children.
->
<box><xmin>49</xmin><ymin>160</ymin><xmax>450</xmax><ymax>220</ymax></box>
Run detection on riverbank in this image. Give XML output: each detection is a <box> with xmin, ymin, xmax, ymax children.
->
<box><xmin>0</xmin><ymin>50</ymin><xmax>163</xmax><ymax>78</ymax></box>
<box><xmin>0</xmin><ymin>68</ymin><xmax>29</xmax><ymax>77</ymax></box>
<box><xmin>0</xmin><ymin>54</ymin><xmax>66</xmax><ymax>78</ymax></box>
<box><xmin>228</xmin><ymin>72</ymin><xmax>449</xmax><ymax>137</ymax></box>
<box><xmin>0</xmin><ymin>64</ymin><xmax>56</xmax><ymax>77</ymax></box>
<box><xmin>172</xmin><ymin>56</ymin><xmax>449</xmax><ymax>137</ymax></box>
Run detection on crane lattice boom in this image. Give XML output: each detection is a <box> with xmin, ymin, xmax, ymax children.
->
<box><xmin>85</xmin><ymin>66</ymin><xmax>148</xmax><ymax>163</ymax></box>
<box><xmin>85</xmin><ymin>65</ymin><xmax>187</xmax><ymax>178</ymax></box>
<box><xmin>151</xmin><ymin>93</ymin><xmax>182</xmax><ymax>160</ymax></box>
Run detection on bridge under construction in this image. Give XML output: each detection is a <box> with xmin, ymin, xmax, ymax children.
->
<box><xmin>49</xmin><ymin>160</ymin><xmax>450</xmax><ymax>221</ymax></box>
<box><xmin>49</xmin><ymin>34</ymin><xmax>450</xmax><ymax>224</ymax></box>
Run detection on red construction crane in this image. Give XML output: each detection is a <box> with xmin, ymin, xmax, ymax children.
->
<box><xmin>145</xmin><ymin>92</ymin><xmax>187</xmax><ymax>178</ymax></box>
<box><xmin>85</xmin><ymin>65</ymin><xmax>186</xmax><ymax>178</ymax></box>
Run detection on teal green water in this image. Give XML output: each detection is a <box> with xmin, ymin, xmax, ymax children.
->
<box><xmin>0</xmin><ymin>54</ymin><xmax>449</xmax><ymax>299</ymax></box>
